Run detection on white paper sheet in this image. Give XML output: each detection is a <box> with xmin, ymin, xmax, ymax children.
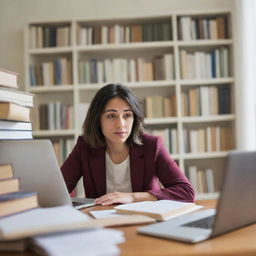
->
<box><xmin>90</xmin><ymin>209</ymin><xmax>126</xmax><ymax>219</ymax></box>
<box><xmin>31</xmin><ymin>228</ymin><xmax>125</xmax><ymax>256</ymax></box>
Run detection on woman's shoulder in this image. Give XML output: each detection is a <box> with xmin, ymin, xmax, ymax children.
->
<box><xmin>75</xmin><ymin>136</ymin><xmax>92</xmax><ymax>152</ymax></box>
<box><xmin>76</xmin><ymin>135</ymin><xmax>86</xmax><ymax>146</ymax></box>
<box><xmin>132</xmin><ymin>133</ymin><xmax>164</xmax><ymax>158</ymax></box>
<box><xmin>76</xmin><ymin>136</ymin><xmax>105</xmax><ymax>155</ymax></box>
<box><xmin>141</xmin><ymin>133</ymin><xmax>163</xmax><ymax>146</ymax></box>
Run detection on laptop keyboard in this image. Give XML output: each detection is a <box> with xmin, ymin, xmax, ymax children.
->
<box><xmin>71</xmin><ymin>198</ymin><xmax>95</xmax><ymax>207</ymax></box>
<box><xmin>182</xmin><ymin>215</ymin><xmax>215</xmax><ymax>229</ymax></box>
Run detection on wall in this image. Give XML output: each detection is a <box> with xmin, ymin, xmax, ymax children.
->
<box><xmin>0</xmin><ymin>0</ymin><xmax>234</xmax><ymax>88</ymax></box>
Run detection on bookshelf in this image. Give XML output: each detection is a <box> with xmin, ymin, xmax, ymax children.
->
<box><xmin>24</xmin><ymin>11</ymin><xmax>235</xmax><ymax>199</ymax></box>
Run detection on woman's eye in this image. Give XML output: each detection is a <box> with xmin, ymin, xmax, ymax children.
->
<box><xmin>124</xmin><ymin>113</ymin><xmax>133</xmax><ymax>119</ymax></box>
<box><xmin>107</xmin><ymin>114</ymin><xmax>115</xmax><ymax>119</ymax></box>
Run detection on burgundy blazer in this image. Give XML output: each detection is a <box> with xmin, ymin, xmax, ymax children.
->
<box><xmin>61</xmin><ymin>134</ymin><xmax>195</xmax><ymax>202</ymax></box>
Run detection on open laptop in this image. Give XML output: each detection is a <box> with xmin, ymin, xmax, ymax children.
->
<box><xmin>0</xmin><ymin>139</ymin><xmax>95</xmax><ymax>209</ymax></box>
<box><xmin>138</xmin><ymin>150</ymin><xmax>256</xmax><ymax>243</ymax></box>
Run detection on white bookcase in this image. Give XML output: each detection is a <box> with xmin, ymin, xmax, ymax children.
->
<box><xmin>24</xmin><ymin>10</ymin><xmax>235</xmax><ymax>199</ymax></box>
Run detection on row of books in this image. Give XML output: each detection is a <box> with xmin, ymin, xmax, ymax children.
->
<box><xmin>146</xmin><ymin>128</ymin><xmax>178</xmax><ymax>154</ymax></box>
<box><xmin>180</xmin><ymin>47</ymin><xmax>229</xmax><ymax>79</ymax></box>
<box><xmin>144</xmin><ymin>94</ymin><xmax>176</xmax><ymax>118</ymax></box>
<box><xmin>28</xmin><ymin>16</ymin><xmax>228</xmax><ymax>48</ymax></box>
<box><xmin>39</xmin><ymin>102</ymin><xmax>73</xmax><ymax>130</ymax></box>
<box><xmin>183</xmin><ymin>126</ymin><xmax>233</xmax><ymax>153</ymax></box>
<box><xmin>32</xmin><ymin>102</ymin><xmax>89</xmax><ymax>132</ymax></box>
<box><xmin>186</xmin><ymin>166</ymin><xmax>216</xmax><ymax>194</ymax></box>
<box><xmin>52</xmin><ymin>138</ymin><xmax>74</xmax><ymax>165</ymax></box>
<box><xmin>78</xmin><ymin>23</ymin><xmax>172</xmax><ymax>45</ymax></box>
<box><xmin>182</xmin><ymin>85</ymin><xmax>230</xmax><ymax>116</ymax></box>
<box><xmin>29</xmin><ymin>25</ymin><xmax>70</xmax><ymax>48</ymax></box>
<box><xmin>78</xmin><ymin>54</ymin><xmax>174</xmax><ymax>84</ymax></box>
<box><xmin>0</xmin><ymin>68</ymin><xmax>33</xmax><ymax>140</ymax></box>
<box><xmin>178</xmin><ymin>16</ymin><xmax>228</xmax><ymax>40</ymax></box>
<box><xmin>29</xmin><ymin>58</ymin><xmax>72</xmax><ymax>86</ymax></box>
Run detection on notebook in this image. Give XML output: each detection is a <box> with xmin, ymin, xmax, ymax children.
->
<box><xmin>138</xmin><ymin>150</ymin><xmax>256</xmax><ymax>243</ymax></box>
<box><xmin>0</xmin><ymin>140</ymin><xmax>95</xmax><ymax>209</ymax></box>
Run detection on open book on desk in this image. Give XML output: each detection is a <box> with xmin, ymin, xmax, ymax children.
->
<box><xmin>115</xmin><ymin>200</ymin><xmax>203</xmax><ymax>221</ymax></box>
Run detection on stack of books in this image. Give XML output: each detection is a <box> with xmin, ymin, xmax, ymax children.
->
<box><xmin>0</xmin><ymin>164</ymin><xmax>39</xmax><ymax>218</ymax></box>
<box><xmin>0</xmin><ymin>164</ymin><xmax>39</xmax><ymax>252</ymax></box>
<box><xmin>0</xmin><ymin>68</ymin><xmax>34</xmax><ymax>140</ymax></box>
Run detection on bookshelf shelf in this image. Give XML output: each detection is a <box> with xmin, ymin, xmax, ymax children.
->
<box><xmin>182</xmin><ymin>114</ymin><xmax>235</xmax><ymax>123</ymax></box>
<box><xmin>144</xmin><ymin>117</ymin><xmax>178</xmax><ymax>125</ymax></box>
<box><xmin>180</xmin><ymin>77</ymin><xmax>234</xmax><ymax>85</ymax></box>
<box><xmin>170</xmin><ymin>154</ymin><xmax>179</xmax><ymax>160</ymax></box>
<box><xmin>183</xmin><ymin>151</ymin><xmax>228</xmax><ymax>160</ymax></box>
<box><xmin>177</xmin><ymin>39</ymin><xmax>232</xmax><ymax>47</ymax></box>
<box><xmin>25</xmin><ymin>10</ymin><xmax>235</xmax><ymax>199</ymax></box>
<box><xmin>29</xmin><ymin>85</ymin><xmax>74</xmax><ymax>93</ymax></box>
<box><xmin>76</xmin><ymin>41</ymin><xmax>174</xmax><ymax>52</ymax></box>
<box><xmin>32</xmin><ymin>129</ymin><xmax>76</xmax><ymax>137</ymax></box>
<box><xmin>197</xmin><ymin>192</ymin><xmax>219</xmax><ymax>200</ymax></box>
<box><xmin>28</xmin><ymin>47</ymin><xmax>73</xmax><ymax>55</ymax></box>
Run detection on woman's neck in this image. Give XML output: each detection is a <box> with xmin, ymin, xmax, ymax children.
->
<box><xmin>106</xmin><ymin>143</ymin><xmax>129</xmax><ymax>164</ymax></box>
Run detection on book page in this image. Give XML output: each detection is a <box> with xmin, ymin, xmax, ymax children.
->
<box><xmin>163</xmin><ymin>205</ymin><xmax>203</xmax><ymax>220</ymax></box>
<box><xmin>90</xmin><ymin>209</ymin><xmax>123</xmax><ymax>219</ymax></box>
<box><xmin>115</xmin><ymin>200</ymin><xmax>195</xmax><ymax>214</ymax></box>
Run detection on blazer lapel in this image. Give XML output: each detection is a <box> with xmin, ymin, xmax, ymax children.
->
<box><xmin>129</xmin><ymin>143</ymin><xmax>144</xmax><ymax>192</ymax></box>
<box><xmin>89</xmin><ymin>147</ymin><xmax>106</xmax><ymax>196</ymax></box>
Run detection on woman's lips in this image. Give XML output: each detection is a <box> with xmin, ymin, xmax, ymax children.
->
<box><xmin>114</xmin><ymin>132</ymin><xmax>127</xmax><ymax>136</ymax></box>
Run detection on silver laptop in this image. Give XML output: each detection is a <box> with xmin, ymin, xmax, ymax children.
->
<box><xmin>138</xmin><ymin>150</ymin><xmax>256</xmax><ymax>243</ymax></box>
<box><xmin>0</xmin><ymin>140</ymin><xmax>94</xmax><ymax>208</ymax></box>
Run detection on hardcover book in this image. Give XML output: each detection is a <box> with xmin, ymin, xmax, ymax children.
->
<box><xmin>0</xmin><ymin>68</ymin><xmax>18</xmax><ymax>88</ymax></box>
<box><xmin>0</xmin><ymin>164</ymin><xmax>13</xmax><ymax>179</ymax></box>
<box><xmin>0</xmin><ymin>120</ymin><xmax>32</xmax><ymax>131</ymax></box>
<box><xmin>0</xmin><ymin>191</ymin><xmax>38</xmax><ymax>218</ymax></box>
<box><xmin>115</xmin><ymin>200</ymin><xmax>201</xmax><ymax>221</ymax></box>
<box><xmin>0</xmin><ymin>102</ymin><xmax>30</xmax><ymax>122</ymax></box>
<box><xmin>0</xmin><ymin>87</ymin><xmax>33</xmax><ymax>107</ymax></box>
<box><xmin>0</xmin><ymin>178</ymin><xmax>19</xmax><ymax>195</ymax></box>
<box><xmin>0</xmin><ymin>130</ymin><xmax>33</xmax><ymax>140</ymax></box>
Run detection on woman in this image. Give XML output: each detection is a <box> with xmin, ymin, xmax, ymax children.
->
<box><xmin>61</xmin><ymin>83</ymin><xmax>195</xmax><ymax>205</ymax></box>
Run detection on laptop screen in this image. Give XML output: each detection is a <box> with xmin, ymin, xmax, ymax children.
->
<box><xmin>0</xmin><ymin>139</ymin><xmax>72</xmax><ymax>207</ymax></box>
<box><xmin>212</xmin><ymin>150</ymin><xmax>256</xmax><ymax>236</ymax></box>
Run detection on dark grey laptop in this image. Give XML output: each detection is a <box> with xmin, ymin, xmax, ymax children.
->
<box><xmin>138</xmin><ymin>150</ymin><xmax>256</xmax><ymax>243</ymax></box>
<box><xmin>0</xmin><ymin>140</ymin><xmax>94</xmax><ymax>209</ymax></box>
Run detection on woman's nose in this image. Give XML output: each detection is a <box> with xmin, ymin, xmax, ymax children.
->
<box><xmin>117</xmin><ymin>116</ymin><xmax>125</xmax><ymax>127</ymax></box>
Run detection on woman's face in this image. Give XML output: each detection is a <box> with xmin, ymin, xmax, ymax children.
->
<box><xmin>100</xmin><ymin>97</ymin><xmax>134</xmax><ymax>146</ymax></box>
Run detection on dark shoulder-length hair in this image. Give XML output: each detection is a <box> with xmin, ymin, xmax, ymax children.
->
<box><xmin>82</xmin><ymin>83</ymin><xmax>144</xmax><ymax>148</ymax></box>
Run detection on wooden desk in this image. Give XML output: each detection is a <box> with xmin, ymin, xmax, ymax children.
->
<box><xmin>115</xmin><ymin>200</ymin><xmax>256</xmax><ymax>256</ymax></box>
<box><xmin>2</xmin><ymin>200</ymin><xmax>256</xmax><ymax>256</ymax></box>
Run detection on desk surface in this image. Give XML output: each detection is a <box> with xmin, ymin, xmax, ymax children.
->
<box><xmin>2</xmin><ymin>200</ymin><xmax>256</xmax><ymax>256</ymax></box>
